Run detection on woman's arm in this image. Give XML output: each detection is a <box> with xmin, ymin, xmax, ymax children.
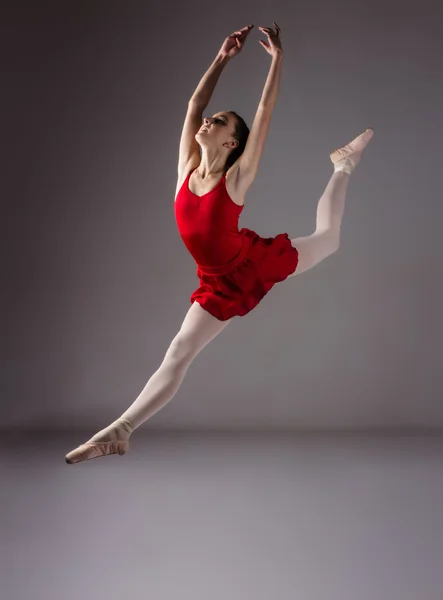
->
<box><xmin>235</xmin><ymin>23</ymin><xmax>283</xmax><ymax>188</ymax></box>
<box><xmin>177</xmin><ymin>26</ymin><xmax>254</xmax><ymax>175</ymax></box>
<box><xmin>190</xmin><ymin>54</ymin><xmax>231</xmax><ymax>108</ymax></box>
<box><xmin>178</xmin><ymin>55</ymin><xmax>230</xmax><ymax>175</ymax></box>
<box><xmin>259</xmin><ymin>48</ymin><xmax>283</xmax><ymax>107</ymax></box>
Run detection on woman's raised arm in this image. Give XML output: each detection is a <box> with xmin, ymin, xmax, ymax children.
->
<box><xmin>235</xmin><ymin>23</ymin><xmax>283</xmax><ymax>189</ymax></box>
<box><xmin>177</xmin><ymin>25</ymin><xmax>254</xmax><ymax>175</ymax></box>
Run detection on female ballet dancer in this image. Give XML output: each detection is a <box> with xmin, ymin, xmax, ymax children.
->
<box><xmin>66</xmin><ymin>23</ymin><xmax>374</xmax><ymax>464</ymax></box>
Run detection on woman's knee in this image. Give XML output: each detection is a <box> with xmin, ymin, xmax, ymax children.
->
<box><xmin>290</xmin><ymin>230</ymin><xmax>340</xmax><ymax>276</ymax></box>
<box><xmin>165</xmin><ymin>304</ymin><xmax>231</xmax><ymax>364</ymax></box>
<box><xmin>165</xmin><ymin>334</ymin><xmax>199</xmax><ymax>365</ymax></box>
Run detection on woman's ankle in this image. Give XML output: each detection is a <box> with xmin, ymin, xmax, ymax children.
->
<box><xmin>116</xmin><ymin>418</ymin><xmax>133</xmax><ymax>435</ymax></box>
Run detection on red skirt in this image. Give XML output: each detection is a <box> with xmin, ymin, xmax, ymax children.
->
<box><xmin>190</xmin><ymin>228</ymin><xmax>299</xmax><ymax>321</ymax></box>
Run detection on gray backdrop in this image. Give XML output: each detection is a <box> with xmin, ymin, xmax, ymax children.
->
<box><xmin>3</xmin><ymin>1</ymin><xmax>443</xmax><ymax>599</ymax></box>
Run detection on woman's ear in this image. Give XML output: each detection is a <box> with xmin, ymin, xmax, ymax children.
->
<box><xmin>224</xmin><ymin>139</ymin><xmax>239</xmax><ymax>149</ymax></box>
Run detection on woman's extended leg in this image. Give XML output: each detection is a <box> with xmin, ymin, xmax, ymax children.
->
<box><xmin>288</xmin><ymin>128</ymin><xmax>374</xmax><ymax>276</ymax></box>
<box><xmin>65</xmin><ymin>302</ymin><xmax>231</xmax><ymax>463</ymax></box>
<box><xmin>288</xmin><ymin>170</ymin><xmax>349</xmax><ymax>275</ymax></box>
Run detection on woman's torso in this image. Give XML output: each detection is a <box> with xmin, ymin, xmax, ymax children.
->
<box><xmin>174</xmin><ymin>165</ymin><xmax>246</xmax><ymax>267</ymax></box>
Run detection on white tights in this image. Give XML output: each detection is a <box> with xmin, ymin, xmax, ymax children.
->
<box><xmin>288</xmin><ymin>170</ymin><xmax>350</xmax><ymax>276</ymax></box>
<box><xmin>118</xmin><ymin>302</ymin><xmax>232</xmax><ymax>430</ymax></box>
<box><xmin>90</xmin><ymin>170</ymin><xmax>350</xmax><ymax>441</ymax></box>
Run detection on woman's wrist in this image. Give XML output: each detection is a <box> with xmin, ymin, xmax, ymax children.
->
<box><xmin>215</xmin><ymin>52</ymin><xmax>232</xmax><ymax>65</ymax></box>
<box><xmin>271</xmin><ymin>50</ymin><xmax>283</xmax><ymax>62</ymax></box>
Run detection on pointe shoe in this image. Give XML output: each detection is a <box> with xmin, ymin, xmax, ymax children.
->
<box><xmin>65</xmin><ymin>440</ymin><xmax>129</xmax><ymax>464</ymax></box>
<box><xmin>65</xmin><ymin>418</ymin><xmax>132</xmax><ymax>465</ymax></box>
<box><xmin>330</xmin><ymin>128</ymin><xmax>374</xmax><ymax>175</ymax></box>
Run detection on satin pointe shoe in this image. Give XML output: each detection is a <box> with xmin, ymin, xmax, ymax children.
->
<box><xmin>330</xmin><ymin>128</ymin><xmax>374</xmax><ymax>174</ymax></box>
<box><xmin>65</xmin><ymin>418</ymin><xmax>132</xmax><ymax>464</ymax></box>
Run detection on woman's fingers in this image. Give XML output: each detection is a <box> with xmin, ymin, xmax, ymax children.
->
<box><xmin>231</xmin><ymin>25</ymin><xmax>253</xmax><ymax>44</ymax></box>
<box><xmin>258</xmin><ymin>23</ymin><xmax>283</xmax><ymax>55</ymax></box>
<box><xmin>259</xmin><ymin>30</ymin><xmax>274</xmax><ymax>43</ymax></box>
<box><xmin>235</xmin><ymin>25</ymin><xmax>253</xmax><ymax>37</ymax></box>
<box><xmin>259</xmin><ymin>23</ymin><xmax>281</xmax><ymax>36</ymax></box>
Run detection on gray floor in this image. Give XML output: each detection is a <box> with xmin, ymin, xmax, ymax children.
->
<box><xmin>4</xmin><ymin>432</ymin><xmax>443</xmax><ymax>600</ymax></box>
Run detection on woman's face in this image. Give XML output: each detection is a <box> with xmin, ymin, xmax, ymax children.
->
<box><xmin>196</xmin><ymin>111</ymin><xmax>239</xmax><ymax>151</ymax></box>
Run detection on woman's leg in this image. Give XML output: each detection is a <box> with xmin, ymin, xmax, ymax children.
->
<box><xmin>120</xmin><ymin>302</ymin><xmax>231</xmax><ymax>429</ymax></box>
<box><xmin>288</xmin><ymin>170</ymin><xmax>350</xmax><ymax>276</ymax></box>
<box><xmin>288</xmin><ymin>128</ymin><xmax>373</xmax><ymax>277</ymax></box>
<box><xmin>65</xmin><ymin>302</ymin><xmax>231</xmax><ymax>463</ymax></box>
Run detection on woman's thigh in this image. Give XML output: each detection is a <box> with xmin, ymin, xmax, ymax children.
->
<box><xmin>166</xmin><ymin>301</ymin><xmax>232</xmax><ymax>363</ymax></box>
<box><xmin>287</xmin><ymin>231</ymin><xmax>339</xmax><ymax>277</ymax></box>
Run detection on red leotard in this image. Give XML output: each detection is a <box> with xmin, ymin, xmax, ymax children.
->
<box><xmin>174</xmin><ymin>168</ymin><xmax>298</xmax><ymax>321</ymax></box>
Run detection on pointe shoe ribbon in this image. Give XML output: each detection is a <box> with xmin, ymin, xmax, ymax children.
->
<box><xmin>330</xmin><ymin>128</ymin><xmax>374</xmax><ymax>174</ymax></box>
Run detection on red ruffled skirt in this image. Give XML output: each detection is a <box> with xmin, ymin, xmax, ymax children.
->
<box><xmin>190</xmin><ymin>227</ymin><xmax>299</xmax><ymax>321</ymax></box>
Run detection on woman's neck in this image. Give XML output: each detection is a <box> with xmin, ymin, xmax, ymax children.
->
<box><xmin>198</xmin><ymin>150</ymin><xmax>228</xmax><ymax>178</ymax></box>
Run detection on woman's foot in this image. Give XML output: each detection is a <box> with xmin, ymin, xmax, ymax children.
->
<box><xmin>330</xmin><ymin>128</ymin><xmax>374</xmax><ymax>175</ymax></box>
<box><xmin>65</xmin><ymin>418</ymin><xmax>133</xmax><ymax>464</ymax></box>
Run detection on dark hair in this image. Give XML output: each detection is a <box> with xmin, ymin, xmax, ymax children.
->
<box><xmin>225</xmin><ymin>111</ymin><xmax>250</xmax><ymax>170</ymax></box>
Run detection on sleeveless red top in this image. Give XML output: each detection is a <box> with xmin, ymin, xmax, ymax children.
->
<box><xmin>174</xmin><ymin>169</ymin><xmax>245</xmax><ymax>269</ymax></box>
<box><xmin>174</xmin><ymin>168</ymin><xmax>299</xmax><ymax>321</ymax></box>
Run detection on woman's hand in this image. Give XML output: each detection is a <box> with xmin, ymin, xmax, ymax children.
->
<box><xmin>218</xmin><ymin>25</ymin><xmax>254</xmax><ymax>59</ymax></box>
<box><xmin>258</xmin><ymin>22</ymin><xmax>283</xmax><ymax>57</ymax></box>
